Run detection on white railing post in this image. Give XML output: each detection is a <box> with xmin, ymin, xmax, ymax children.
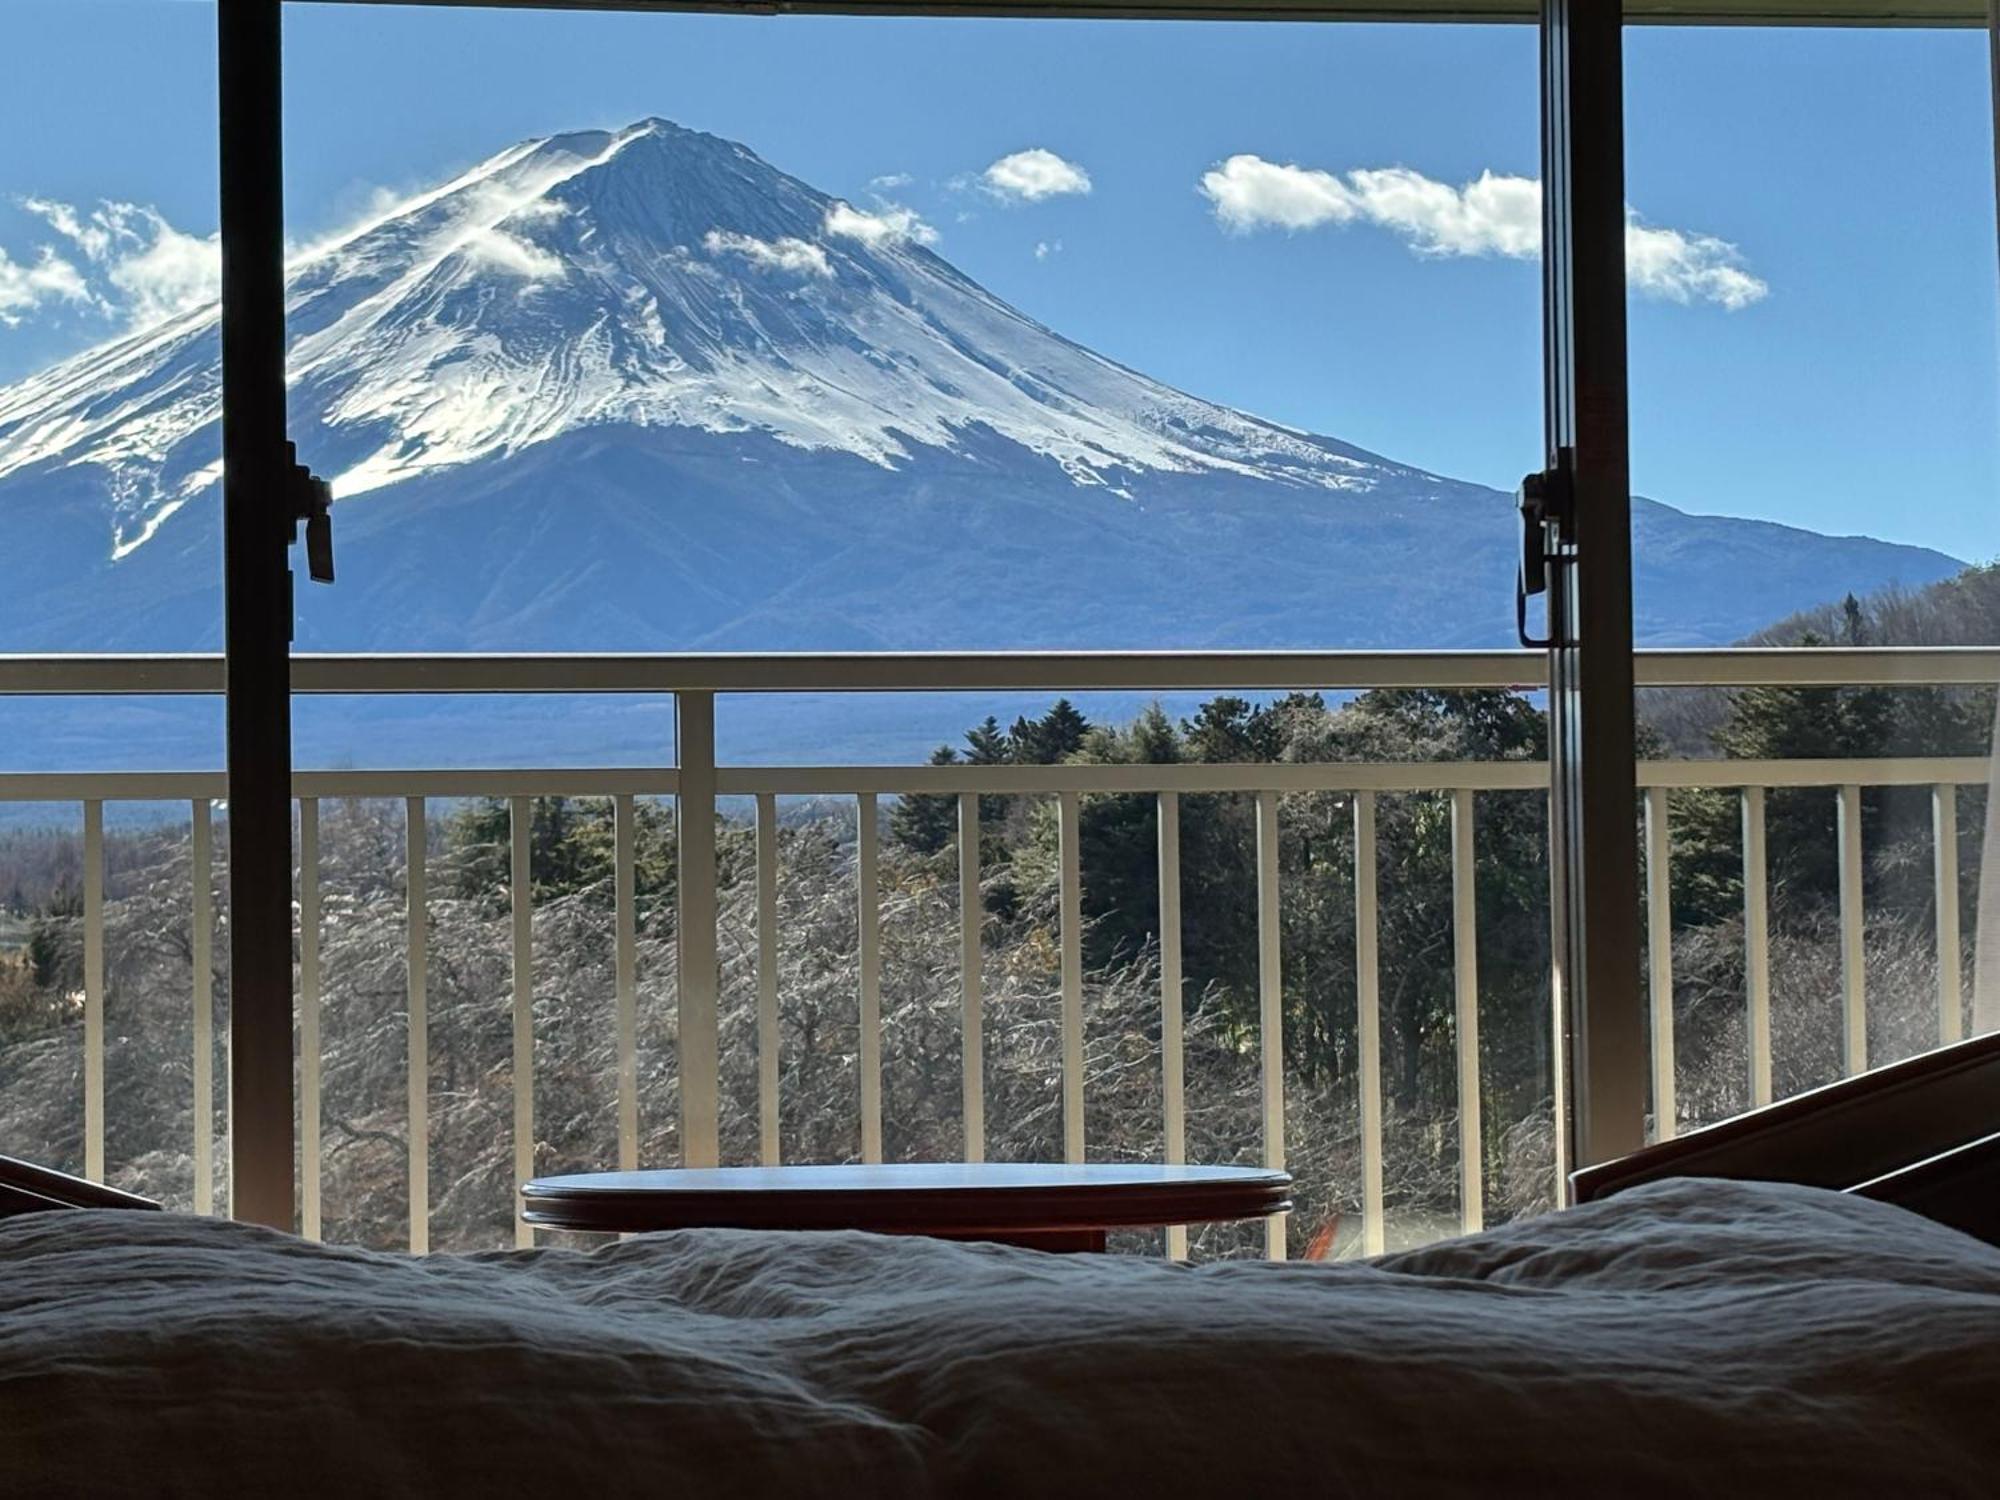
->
<box><xmin>1548</xmin><ymin>789</ymin><xmax>1569</xmax><ymax>1205</ymax></box>
<box><xmin>83</xmin><ymin>799</ymin><xmax>104</xmax><ymax>1183</ymax></box>
<box><xmin>294</xmin><ymin>798</ymin><xmax>317</xmax><ymax>1236</ymax></box>
<box><xmin>1255</xmin><ymin>790</ymin><xmax>1286</xmax><ymax>1260</ymax></box>
<box><xmin>1058</xmin><ymin>790</ymin><xmax>1085</xmax><ymax>1164</ymax></box>
<box><xmin>958</xmin><ymin>793</ymin><xmax>985</xmax><ymax>1165</ymax></box>
<box><xmin>857</xmin><ymin>792</ymin><xmax>883</xmax><ymax>1164</ymax></box>
<box><xmin>1742</xmin><ymin>788</ymin><xmax>1772</xmax><ymax>1108</ymax></box>
<box><xmin>1837</xmin><ymin>784</ymin><xmax>1867</xmax><ymax>1076</ymax></box>
<box><xmin>615</xmin><ymin>794</ymin><xmax>639</xmax><ymax>1171</ymax></box>
<box><xmin>1934</xmin><ymin>784</ymin><xmax>1963</xmax><ymax>1045</ymax></box>
<box><xmin>1158</xmin><ymin>791</ymin><xmax>1186</xmax><ymax>1261</ymax></box>
<box><xmin>755</xmin><ymin>792</ymin><xmax>782</xmax><ymax>1166</ymax></box>
<box><xmin>510</xmin><ymin>796</ymin><xmax>534</xmax><ymax>1247</ymax></box>
<box><xmin>1456</xmin><ymin>788</ymin><xmax>1488</xmax><ymax>1232</ymax></box>
<box><xmin>1449</xmin><ymin>788</ymin><xmax>1482</xmax><ymax>1234</ymax></box>
<box><xmin>405</xmin><ymin>797</ymin><xmax>428</xmax><ymax>1254</ymax></box>
<box><xmin>677</xmin><ymin>691</ymin><xmax>721</xmax><ymax>1168</ymax></box>
<box><xmin>1354</xmin><ymin>792</ymin><xmax>1385</xmax><ymax>1257</ymax></box>
<box><xmin>193</xmin><ymin>799</ymin><xmax>217</xmax><ymax>1216</ymax></box>
<box><xmin>1643</xmin><ymin>787</ymin><xmax>1676</xmax><ymax>1141</ymax></box>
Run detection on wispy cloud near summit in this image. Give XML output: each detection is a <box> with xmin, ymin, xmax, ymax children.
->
<box><xmin>702</xmin><ymin>228</ymin><xmax>832</xmax><ymax>278</ymax></box>
<box><xmin>0</xmin><ymin>243</ymin><xmax>91</xmax><ymax>327</ymax></box>
<box><xmin>825</xmin><ymin>200</ymin><xmax>939</xmax><ymax>247</ymax></box>
<box><xmin>11</xmin><ymin>198</ymin><xmax>221</xmax><ymax>329</ymax></box>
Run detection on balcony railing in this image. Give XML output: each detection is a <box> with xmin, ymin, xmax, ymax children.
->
<box><xmin>2</xmin><ymin>646</ymin><xmax>1993</xmax><ymax>1258</ymax></box>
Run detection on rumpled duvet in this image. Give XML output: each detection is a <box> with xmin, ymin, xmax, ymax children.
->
<box><xmin>2</xmin><ymin>1178</ymin><xmax>1996</xmax><ymax>1497</ymax></box>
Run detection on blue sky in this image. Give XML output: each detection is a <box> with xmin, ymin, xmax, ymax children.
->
<box><xmin>1</xmin><ymin>1</ymin><xmax>1995</xmax><ymax>559</ymax></box>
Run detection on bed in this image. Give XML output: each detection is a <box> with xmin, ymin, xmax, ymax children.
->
<box><xmin>2</xmin><ymin>1176</ymin><xmax>1997</xmax><ymax>1497</ymax></box>
<box><xmin>6</xmin><ymin>1033</ymin><xmax>1999</xmax><ymax>1496</ymax></box>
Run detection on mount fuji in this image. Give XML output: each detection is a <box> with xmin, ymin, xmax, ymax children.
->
<box><xmin>0</xmin><ymin>118</ymin><xmax>1961</xmax><ymax>737</ymax></box>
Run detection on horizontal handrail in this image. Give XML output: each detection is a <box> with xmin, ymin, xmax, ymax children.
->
<box><xmin>0</xmin><ymin>769</ymin><xmax>680</xmax><ymax>801</ymax></box>
<box><xmin>0</xmin><ymin>755</ymin><xmax>1986</xmax><ymax>802</ymax></box>
<box><xmin>1634</xmin><ymin>647</ymin><xmax>2000</xmax><ymax>687</ymax></box>
<box><xmin>2</xmin><ymin>646</ymin><xmax>1999</xmax><ymax>696</ymax></box>
<box><xmin>1635</xmin><ymin>755</ymin><xmax>1993</xmax><ymax>789</ymax></box>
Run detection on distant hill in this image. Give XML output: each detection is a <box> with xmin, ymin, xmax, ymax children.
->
<box><xmin>1744</xmin><ymin>564</ymin><xmax>2000</xmax><ymax>649</ymax></box>
<box><xmin>1640</xmin><ymin>562</ymin><xmax>2000</xmax><ymax>757</ymax></box>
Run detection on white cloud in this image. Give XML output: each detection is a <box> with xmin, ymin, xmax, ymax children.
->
<box><xmin>454</xmin><ymin>225</ymin><xmax>565</xmax><ymax>280</ymax></box>
<box><xmin>20</xmin><ymin>198</ymin><xmax>221</xmax><ymax>328</ymax></box>
<box><xmin>1624</xmin><ymin>219</ymin><xmax>1768</xmax><ymax>312</ymax></box>
<box><xmin>981</xmin><ymin>148</ymin><xmax>1092</xmax><ymax>203</ymax></box>
<box><xmin>433</xmin><ymin>189</ymin><xmax>566</xmax><ymax>281</ymax></box>
<box><xmin>1034</xmin><ymin>239</ymin><xmax>1062</xmax><ymax>261</ymax></box>
<box><xmin>20</xmin><ymin>199</ymin><xmax>112</xmax><ymax>260</ymax></box>
<box><xmin>868</xmin><ymin>172</ymin><xmax>914</xmax><ymax>192</ymax></box>
<box><xmin>1198</xmin><ymin>156</ymin><xmax>1542</xmax><ymax>253</ymax></box>
<box><xmin>0</xmin><ymin>244</ymin><xmax>92</xmax><ymax>326</ymax></box>
<box><xmin>824</xmin><ymin>200</ymin><xmax>938</xmax><ymax>248</ymax></box>
<box><xmin>1347</xmin><ymin>167</ymin><xmax>1542</xmax><ymax>258</ymax></box>
<box><xmin>1199</xmin><ymin>156</ymin><xmax>1359</xmax><ymax>233</ymax></box>
<box><xmin>1198</xmin><ymin>154</ymin><xmax>1766</xmax><ymax>310</ymax></box>
<box><xmin>104</xmin><ymin>217</ymin><xmax>222</xmax><ymax>325</ymax></box>
<box><xmin>702</xmin><ymin>228</ymin><xmax>832</xmax><ymax>278</ymax></box>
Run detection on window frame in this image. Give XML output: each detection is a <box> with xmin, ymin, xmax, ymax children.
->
<box><xmin>212</xmin><ymin>0</ymin><xmax>2000</xmax><ymax>1226</ymax></box>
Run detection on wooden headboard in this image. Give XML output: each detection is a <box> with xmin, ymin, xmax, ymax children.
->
<box><xmin>1572</xmin><ymin>1030</ymin><xmax>2000</xmax><ymax>1244</ymax></box>
<box><xmin>0</xmin><ymin>1155</ymin><xmax>162</xmax><ymax>1220</ymax></box>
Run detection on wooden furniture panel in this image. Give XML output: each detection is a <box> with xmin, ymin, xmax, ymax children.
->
<box><xmin>1572</xmin><ymin>1032</ymin><xmax>2000</xmax><ymax>1244</ymax></box>
<box><xmin>522</xmin><ymin>1162</ymin><xmax>1292</xmax><ymax>1250</ymax></box>
<box><xmin>0</xmin><ymin>1155</ymin><xmax>162</xmax><ymax>1220</ymax></box>
<box><xmin>1853</xmin><ymin>1131</ymin><xmax>2000</xmax><ymax>1245</ymax></box>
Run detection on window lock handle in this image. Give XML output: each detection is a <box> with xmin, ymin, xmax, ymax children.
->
<box><xmin>1516</xmin><ymin>448</ymin><xmax>1575</xmax><ymax>649</ymax></box>
<box><xmin>282</xmin><ymin>439</ymin><xmax>335</xmax><ymax>585</ymax></box>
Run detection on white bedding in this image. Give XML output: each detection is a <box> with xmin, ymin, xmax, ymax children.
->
<box><xmin>3</xmin><ymin>1178</ymin><xmax>1996</xmax><ymax>1498</ymax></box>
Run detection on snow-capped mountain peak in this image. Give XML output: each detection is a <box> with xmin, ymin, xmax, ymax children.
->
<box><xmin>0</xmin><ymin>117</ymin><xmax>1395</xmax><ymax>563</ymax></box>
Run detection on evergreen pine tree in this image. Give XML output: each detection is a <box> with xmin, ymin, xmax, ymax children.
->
<box><xmin>1071</xmin><ymin>704</ymin><xmax>1181</xmax><ymax>968</ymax></box>
<box><xmin>888</xmin><ymin>746</ymin><xmax>961</xmax><ymax>855</ymax></box>
<box><xmin>1013</xmin><ymin>699</ymin><xmax>1090</xmax><ymax>764</ymax></box>
<box><xmin>1182</xmin><ymin>695</ymin><xmax>1281</xmax><ymax>762</ymax></box>
<box><xmin>961</xmin><ymin>716</ymin><xmax>1016</xmax><ymax>832</ymax></box>
<box><xmin>1130</xmin><ymin>702</ymin><xmax>1179</xmax><ymax>765</ymax></box>
<box><xmin>445</xmin><ymin>795</ymin><xmax>674</xmax><ymax>905</ymax></box>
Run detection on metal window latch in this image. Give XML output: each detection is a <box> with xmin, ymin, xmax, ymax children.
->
<box><xmin>282</xmin><ymin>440</ymin><xmax>335</xmax><ymax>584</ymax></box>
<box><xmin>1516</xmin><ymin>447</ymin><xmax>1575</xmax><ymax>650</ymax></box>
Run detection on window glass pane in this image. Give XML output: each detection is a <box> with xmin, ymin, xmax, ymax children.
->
<box><xmin>279</xmin><ymin>10</ymin><xmax>1541</xmax><ymax>660</ymax></box>
<box><xmin>0</xmin><ymin>1</ymin><xmax>222</xmax><ymax>1210</ymax></box>
<box><xmin>282</xmin><ymin>6</ymin><xmax>1553</xmax><ymax>1254</ymax></box>
<box><xmin>1626</xmin><ymin>24</ymin><xmax>1999</xmax><ymax>1136</ymax></box>
<box><xmin>2</xmin><ymin>3</ymin><xmax>1561</xmax><ymax>1256</ymax></box>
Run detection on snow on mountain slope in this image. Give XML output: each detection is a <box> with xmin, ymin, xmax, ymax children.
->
<box><xmin>0</xmin><ymin>117</ymin><xmax>1404</xmax><ymax>565</ymax></box>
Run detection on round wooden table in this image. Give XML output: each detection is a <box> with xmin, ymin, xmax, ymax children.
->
<box><xmin>521</xmin><ymin>1162</ymin><xmax>1292</xmax><ymax>1252</ymax></box>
